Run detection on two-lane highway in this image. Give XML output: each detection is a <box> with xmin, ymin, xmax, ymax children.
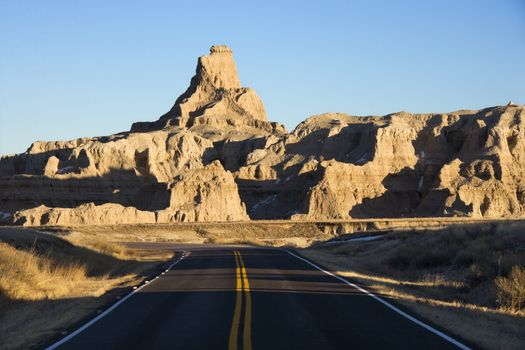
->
<box><xmin>47</xmin><ymin>246</ymin><xmax>470</xmax><ymax>350</ymax></box>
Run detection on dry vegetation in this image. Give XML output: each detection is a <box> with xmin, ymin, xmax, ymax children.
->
<box><xmin>495</xmin><ymin>265</ymin><xmax>525</xmax><ymax>313</ymax></box>
<box><xmin>2</xmin><ymin>220</ymin><xmax>524</xmax><ymax>349</ymax></box>
<box><xmin>0</xmin><ymin>227</ymin><xmax>173</xmax><ymax>350</ymax></box>
<box><xmin>63</xmin><ymin>221</ymin><xmax>330</xmax><ymax>247</ymax></box>
<box><xmin>300</xmin><ymin>222</ymin><xmax>525</xmax><ymax>350</ymax></box>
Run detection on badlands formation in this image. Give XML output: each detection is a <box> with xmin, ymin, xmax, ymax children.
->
<box><xmin>1</xmin><ymin>45</ymin><xmax>524</xmax><ymax>226</ymax></box>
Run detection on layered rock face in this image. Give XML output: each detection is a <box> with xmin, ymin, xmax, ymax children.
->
<box><xmin>157</xmin><ymin>161</ymin><xmax>249</xmax><ymax>222</ymax></box>
<box><xmin>1</xmin><ymin>45</ymin><xmax>524</xmax><ymax>226</ymax></box>
<box><xmin>13</xmin><ymin>203</ymin><xmax>157</xmax><ymax>226</ymax></box>
<box><xmin>0</xmin><ymin>45</ymin><xmax>267</xmax><ymax>225</ymax></box>
<box><xmin>131</xmin><ymin>45</ymin><xmax>283</xmax><ymax>138</ymax></box>
<box><xmin>240</xmin><ymin>107</ymin><xmax>525</xmax><ymax>220</ymax></box>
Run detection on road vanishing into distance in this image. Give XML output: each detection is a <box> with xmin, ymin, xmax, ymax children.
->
<box><xmin>46</xmin><ymin>244</ymin><xmax>471</xmax><ymax>350</ymax></box>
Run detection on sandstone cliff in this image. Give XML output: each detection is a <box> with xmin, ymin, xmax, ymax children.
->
<box><xmin>12</xmin><ymin>161</ymin><xmax>248</xmax><ymax>226</ymax></box>
<box><xmin>1</xmin><ymin>45</ymin><xmax>523</xmax><ymax>226</ymax></box>
<box><xmin>130</xmin><ymin>45</ymin><xmax>284</xmax><ymax>139</ymax></box>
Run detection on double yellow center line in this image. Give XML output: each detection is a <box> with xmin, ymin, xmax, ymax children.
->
<box><xmin>229</xmin><ymin>251</ymin><xmax>252</xmax><ymax>350</ymax></box>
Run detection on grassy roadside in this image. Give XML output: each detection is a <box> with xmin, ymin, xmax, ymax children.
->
<box><xmin>0</xmin><ymin>227</ymin><xmax>173</xmax><ymax>350</ymax></box>
<box><xmin>2</xmin><ymin>221</ymin><xmax>523</xmax><ymax>349</ymax></box>
<box><xmin>298</xmin><ymin>222</ymin><xmax>525</xmax><ymax>350</ymax></box>
<box><xmin>54</xmin><ymin>222</ymin><xmax>330</xmax><ymax>247</ymax></box>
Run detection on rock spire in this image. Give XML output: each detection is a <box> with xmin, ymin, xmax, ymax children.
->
<box><xmin>131</xmin><ymin>45</ymin><xmax>268</xmax><ymax>132</ymax></box>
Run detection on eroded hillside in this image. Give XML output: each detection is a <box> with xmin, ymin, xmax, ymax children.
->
<box><xmin>1</xmin><ymin>45</ymin><xmax>524</xmax><ymax>225</ymax></box>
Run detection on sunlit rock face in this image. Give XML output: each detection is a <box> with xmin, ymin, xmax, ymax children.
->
<box><xmin>1</xmin><ymin>45</ymin><xmax>524</xmax><ymax>226</ymax></box>
<box><xmin>131</xmin><ymin>45</ymin><xmax>275</xmax><ymax>135</ymax></box>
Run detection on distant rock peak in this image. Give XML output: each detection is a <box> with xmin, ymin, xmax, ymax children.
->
<box><xmin>131</xmin><ymin>45</ymin><xmax>273</xmax><ymax>133</ymax></box>
<box><xmin>209</xmin><ymin>45</ymin><xmax>233</xmax><ymax>54</ymax></box>
<box><xmin>196</xmin><ymin>44</ymin><xmax>240</xmax><ymax>90</ymax></box>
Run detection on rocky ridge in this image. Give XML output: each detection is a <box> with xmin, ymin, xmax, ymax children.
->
<box><xmin>1</xmin><ymin>46</ymin><xmax>524</xmax><ymax>226</ymax></box>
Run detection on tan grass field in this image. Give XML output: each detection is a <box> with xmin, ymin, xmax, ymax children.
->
<box><xmin>299</xmin><ymin>222</ymin><xmax>525</xmax><ymax>350</ymax></box>
<box><xmin>0</xmin><ymin>227</ymin><xmax>173</xmax><ymax>350</ymax></box>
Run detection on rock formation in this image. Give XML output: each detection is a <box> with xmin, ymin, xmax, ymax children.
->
<box><xmin>13</xmin><ymin>203</ymin><xmax>157</xmax><ymax>226</ymax></box>
<box><xmin>130</xmin><ymin>45</ymin><xmax>283</xmax><ymax>138</ymax></box>
<box><xmin>1</xmin><ymin>45</ymin><xmax>524</xmax><ymax>226</ymax></box>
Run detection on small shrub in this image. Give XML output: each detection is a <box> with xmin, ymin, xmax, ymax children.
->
<box><xmin>413</xmin><ymin>251</ymin><xmax>449</xmax><ymax>269</ymax></box>
<box><xmin>467</xmin><ymin>262</ymin><xmax>495</xmax><ymax>286</ymax></box>
<box><xmin>495</xmin><ymin>265</ymin><xmax>525</xmax><ymax>312</ymax></box>
<box><xmin>385</xmin><ymin>246</ymin><xmax>416</xmax><ymax>269</ymax></box>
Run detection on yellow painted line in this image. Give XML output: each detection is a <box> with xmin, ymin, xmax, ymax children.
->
<box><xmin>235</xmin><ymin>251</ymin><xmax>243</xmax><ymax>292</ymax></box>
<box><xmin>238</xmin><ymin>252</ymin><xmax>253</xmax><ymax>350</ymax></box>
<box><xmin>229</xmin><ymin>251</ymin><xmax>242</xmax><ymax>350</ymax></box>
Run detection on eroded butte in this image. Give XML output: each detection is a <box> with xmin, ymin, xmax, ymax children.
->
<box><xmin>1</xmin><ymin>45</ymin><xmax>524</xmax><ymax>225</ymax></box>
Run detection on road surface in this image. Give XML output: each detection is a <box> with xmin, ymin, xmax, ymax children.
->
<box><xmin>46</xmin><ymin>245</ymin><xmax>470</xmax><ymax>350</ymax></box>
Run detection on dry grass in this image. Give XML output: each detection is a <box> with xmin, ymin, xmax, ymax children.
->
<box><xmin>0</xmin><ymin>227</ymin><xmax>172</xmax><ymax>350</ymax></box>
<box><xmin>495</xmin><ymin>265</ymin><xmax>525</xmax><ymax>312</ymax></box>
<box><xmin>0</xmin><ymin>242</ymin><xmax>87</xmax><ymax>301</ymax></box>
<box><xmin>59</xmin><ymin>222</ymin><xmax>329</xmax><ymax>247</ymax></box>
<box><xmin>301</xmin><ymin>221</ymin><xmax>525</xmax><ymax>350</ymax></box>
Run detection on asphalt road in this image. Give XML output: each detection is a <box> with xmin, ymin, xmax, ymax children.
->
<box><xmin>47</xmin><ymin>245</ymin><xmax>470</xmax><ymax>350</ymax></box>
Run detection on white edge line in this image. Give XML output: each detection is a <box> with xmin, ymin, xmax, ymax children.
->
<box><xmin>45</xmin><ymin>251</ymin><xmax>189</xmax><ymax>350</ymax></box>
<box><xmin>284</xmin><ymin>249</ymin><xmax>471</xmax><ymax>350</ymax></box>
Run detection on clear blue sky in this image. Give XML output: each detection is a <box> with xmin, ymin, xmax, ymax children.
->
<box><xmin>1</xmin><ymin>0</ymin><xmax>524</xmax><ymax>155</ymax></box>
